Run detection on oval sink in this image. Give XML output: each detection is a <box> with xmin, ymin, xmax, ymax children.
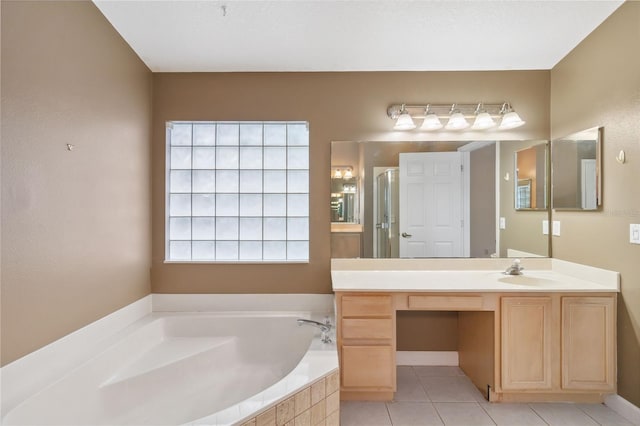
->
<box><xmin>498</xmin><ymin>275</ymin><xmax>558</xmax><ymax>286</ymax></box>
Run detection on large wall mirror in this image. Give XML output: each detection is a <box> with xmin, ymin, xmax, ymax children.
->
<box><xmin>551</xmin><ymin>127</ymin><xmax>602</xmax><ymax>210</ymax></box>
<box><xmin>331</xmin><ymin>140</ymin><xmax>551</xmax><ymax>259</ymax></box>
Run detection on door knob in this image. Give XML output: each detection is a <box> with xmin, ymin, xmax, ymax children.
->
<box><xmin>401</xmin><ymin>232</ymin><xmax>412</xmax><ymax>238</ymax></box>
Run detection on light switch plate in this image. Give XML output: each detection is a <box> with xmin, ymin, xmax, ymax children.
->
<box><xmin>542</xmin><ymin>220</ymin><xmax>549</xmax><ymax>235</ymax></box>
<box><xmin>631</xmin><ymin>224</ymin><xmax>640</xmax><ymax>244</ymax></box>
<box><xmin>499</xmin><ymin>217</ymin><xmax>506</xmax><ymax>229</ymax></box>
<box><xmin>552</xmin><ymin>220</ymin><xmax>561</xmax><ymax>236</ymax></box>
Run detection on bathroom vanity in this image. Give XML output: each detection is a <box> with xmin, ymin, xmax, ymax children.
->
<box><xmin>332</xmin><ymin>258</ymin><xmax>619</xmax><ymax>403</ymax></box>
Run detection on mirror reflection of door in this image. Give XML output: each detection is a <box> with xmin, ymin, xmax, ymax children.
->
<box><xmin>581</xmin><ymin>159</ymin><xmax>597</xmax><ymax>209</ymax></box>
<box><xmin>399</xmin><ymin>152</ymin><xmax>467</xmax><ymax>258</ymax></box>
<box><xmin>516</xmin><ymin>179</ymin><xmax>532</xmax><ymax>209</ymax></box>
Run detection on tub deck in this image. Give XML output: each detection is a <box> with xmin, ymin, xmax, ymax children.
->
<box><xmin>2</xmin><ymin>313</ymin><xmax>338</xmax><ymax>426</ymax></box>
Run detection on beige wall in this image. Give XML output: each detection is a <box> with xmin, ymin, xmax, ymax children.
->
<box><xmin>397</xmin><ymin>311</ymin><xmax>458</xmax><ymax>351</ymax></box>
<box><xmin>470</xmin><ymin>144</ymin><xmax>496</xmax><ymax>258</ymax></box>
<box><xmin>152</xmin><ymin>71</ymin><xmax>550</xmax><ymax>293</ymax></box>
<box><xmin>1</xmin><ymin>1</ymin><xmax>153</xmax><ymax>365</ymax></box>
<box><xmin>550</xmin><ymin>1</ymin><xmax>640</xmax><ymax>406</ymax></box>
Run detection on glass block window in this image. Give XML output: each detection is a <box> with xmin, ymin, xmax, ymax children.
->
<box><xmin>166</xmin><ymin>121</ymin><xmax>309</xmax><ymax>262</ymax></box>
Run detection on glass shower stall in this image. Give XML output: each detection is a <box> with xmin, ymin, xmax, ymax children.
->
<box><xmin>375</xmin><ymin>168</ymin><xmax>399</xmax><ymax>258</ymax></box>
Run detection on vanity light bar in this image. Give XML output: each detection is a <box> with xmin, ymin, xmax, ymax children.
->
<box><xmin>387</xmin><ymin>102</ymin><xmax>525</xmax><ymax>131</ymax></box>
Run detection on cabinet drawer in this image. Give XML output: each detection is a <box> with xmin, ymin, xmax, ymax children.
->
<box><xmin>342</xmin><ymin>345</ymin><xmax>394</xmax><ymax>388</ymax></box>
<box><xmin>408</xmin><ymin>295</ymin><xmax>483</xmax><ymax>310</ymax></box>
<box><xmin>342</xmin><ymin>295</ymin><xmax>392</xmax><ymax>317</ymax></box>
<box><xmin>342</xmin><ymin>318</ymin><xmax>393</xmax><ymax>340</ymax></box>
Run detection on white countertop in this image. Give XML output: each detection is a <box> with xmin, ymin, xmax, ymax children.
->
<box><xmin>331</xmin><ymin>259</ymin><xmax>620</xmax><ymax>293</ymax></box>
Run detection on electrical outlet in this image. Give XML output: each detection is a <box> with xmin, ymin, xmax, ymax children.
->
<box><xmin>631</xmin><ymin>224</ymin><xmax>640</xmax><ymax>244</ymax></box>
<box><xmin>552</xmin><ymin>220</ymin><xmax>561</xmax><ymax>236</ymax></box>
<box><xmin>542</xmin><ymin>220</ymin><xmax>549</xmax><ymax>235</ymax></box>
<box><xmin>499</xmin><ymin>217</ymin><xmax>506</xmax><ymax>229</ymax></box>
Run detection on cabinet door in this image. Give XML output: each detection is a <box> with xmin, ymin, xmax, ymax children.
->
<box><xmin>501</xmin><ymin>297</ymin><xmax>552</xmax><ymax>390</ymax></box>
<box><xmin>342</xmin><ymin>345</ymin><xmax>394</xmax><ymax>389</ymax></box>
<box><xmin>562</xmin><ymin>296</ymin><xmax>615</xmax><ymax>391</ymax></box>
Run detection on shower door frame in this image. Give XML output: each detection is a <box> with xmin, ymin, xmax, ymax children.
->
<box><xmin>372</xmin><ymin>166</ymin><xmax>399</xmax><ymax>258</ymax></box>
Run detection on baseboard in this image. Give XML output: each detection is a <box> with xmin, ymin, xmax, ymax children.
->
<box><xmin>604</xmin><ymin>394</ymin><xmax>640</xmax><ymax>425</ymax></box>
<box><xmin>396</xmin><ymin>351</ymin><xmax>458</xmax><ymax>366</ymax></box>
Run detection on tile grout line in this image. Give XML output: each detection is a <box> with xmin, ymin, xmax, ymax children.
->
<box><xmin>383</xmin><ymin>400</ymin><xmax>394</xmax><ymax>426</ymax></box>
<box><xmin>396</xmin><ymin>366</ymin><xmax>450</xmax><ymax>425</ymax></box>
<box><xmin>527</xmin><ymin>403</ymin><xmax>551</xmax><ymax>426</ymax></box>
<box><xmin>476</xmin><ymin>400</ymin><xmax>499</xmax><ymax>426</ymax></box>
<box><xmin>413</xmin><ymin>365</ymin><xmax>434</xmax><ymax>403</ymax></box>
<box><xmin>576</xmin><ymin>404</ymin><xmax>614</xmax><ymax>426</ymax></box>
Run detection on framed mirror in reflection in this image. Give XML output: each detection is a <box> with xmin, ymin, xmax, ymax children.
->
<box><xmin>552</xmin><ymin>127</ymin><xmax>602</xmax><ymax>210</ymax></box>
<box><xmin>515</xmin><ymin>144</ymin><xmax>548</xmax><ymax>210</ymax></box>
<box><xmin>331</xmin><ymin>140</ymin><xmax>551</xmax><ymax>259</ymax></box>
<box><xmin>330</xmin><ymin>176</ymin><xmax>358</xmax><ymax>223</ymax></box>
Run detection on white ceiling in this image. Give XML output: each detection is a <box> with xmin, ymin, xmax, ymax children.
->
<box><xmin>93</xmin><ymin>0</ymin><xmax>623</xmax><ymax>72</ymax></box>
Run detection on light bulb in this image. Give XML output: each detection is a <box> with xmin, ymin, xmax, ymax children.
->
<box><xmin>499</xmin><ymin>111</ymin><xmax>525</xmax><ymax>130</ymax></box>
<box><xmin>472</xmin><ymin>112</ymin><xmax>496</xmax><ymax>130</ymax></box>
<box><xmin>394</xmin><ymin>111</ymin><xmax>416</xmax><ymax>131</ymax></box>
<box><xmin>445</xmin><ymin>112</ymin><xmax>470</xmax><ymax>130</ymax></box>
<box><xmin>421</xmin><ymin>112</ymin><xmax>443</xmax><ymax>130</ymax></box>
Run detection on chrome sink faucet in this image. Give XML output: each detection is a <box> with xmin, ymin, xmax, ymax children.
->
<box><xmin>297</xmin><ymin>318</ymin><xmax>332</xmax><ymax>343</ymax></box>
<box><xmin>504</xmin><ymin>259</ymin><xmax>524</xmax><ymax>276</ymax></box>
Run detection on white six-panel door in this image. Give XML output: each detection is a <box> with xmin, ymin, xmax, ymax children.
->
<box><xmin>399</xmin><ymin>152</ymin><xmax>464</xmax><ymax>258</ymax></box>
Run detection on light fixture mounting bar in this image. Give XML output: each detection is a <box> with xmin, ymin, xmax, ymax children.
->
<box><xmin>387</xmin><ymin>102</ymin><xmax>509</xmax><ymax>119</ymax></box>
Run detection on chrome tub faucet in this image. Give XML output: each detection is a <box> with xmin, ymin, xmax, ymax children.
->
<box><xmin>297</xmin><ymin>318</ymin><xmax>332</xmax><ymax>343</ymax></box>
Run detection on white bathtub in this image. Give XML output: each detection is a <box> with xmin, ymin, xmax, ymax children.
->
<box><xmin>1</xmin><ymin>310</ymin><xmax>338</xmax><ymax>426</ymax></box>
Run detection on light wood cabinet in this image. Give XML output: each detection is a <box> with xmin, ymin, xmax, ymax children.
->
<box><xmin>337</xmin><ymin>293</ymin><xmax>395</xmax><ymax>399</ymax></box>
<box><xmin>501</xmin><ymin>297</ymin><xmax>553</xmax><ymax>390</ymax></box>
<box><xmin>561</xmin><ymin>296</ymin><xmax>615</xmax><ymax>391</ymax></box>
<box><xmin>330</xmin><ymin>233</ymin><xmax>362</xmax><ymax>258</ymax></box>
<box><xmin>342</xmin><ymin>318</ymin><xmax>393</xmax><ymax>340</ymax></box>
<box><xmin>336</xmin><ymin>291</ymin><xmax>616</xmax><ymax>403</ymax></box>
<box><xmin>342</xmin><ymin>295</ymin><xmax>393</xmax><ymax>317</ymax></box>
<box><xmin>498</xmin><ymin>294</ymin><xmax>617</xmax><ymax>399</ymax></box>
<box><xmin>342</xmin><ymin>346</ymin><xmax>394</xmax><ymax>388</ymax></box>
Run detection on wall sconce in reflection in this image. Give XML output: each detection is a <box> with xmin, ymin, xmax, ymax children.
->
<box><xmin>331</xmin><ymin>166</ymin><xmax>354</xmax><ymax>180</ymax></box>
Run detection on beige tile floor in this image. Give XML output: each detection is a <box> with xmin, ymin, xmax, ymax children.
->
<box><xmin>340</xmin><ymin>366</ymin><xmax>635</xmax><ymax>426</ymax></box>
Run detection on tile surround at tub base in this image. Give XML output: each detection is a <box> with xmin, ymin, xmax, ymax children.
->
<box><xmin>396</xmin><ymin>351</ymin><xmax>458</xmax><ymax>366</ymax></box>
<box><xmin>240</xmin><ymin>370</ymin><xmax>339</xmax><ymax>426</ymax></box>
<box><xmin>605</xmin><ymin>394</ymin><xmax>640</xmax><ymax>425</ymax></box>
